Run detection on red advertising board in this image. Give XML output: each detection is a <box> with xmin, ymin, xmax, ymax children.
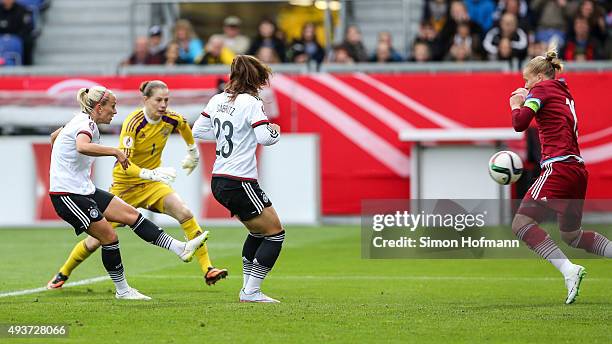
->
<box><xmin>2</xmin><ymin>72</ymin><xmax>611</xmax><ymax>215</ymax></box>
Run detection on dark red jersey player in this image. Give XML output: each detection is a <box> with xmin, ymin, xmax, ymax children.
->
<box><xmin>508</xmin><ymin>48</ymin><xmax>611</xmax><ymax>305</ymax></box>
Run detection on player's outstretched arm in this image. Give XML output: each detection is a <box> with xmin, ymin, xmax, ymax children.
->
<box><xmin>75</xmin><ymin>133</ymin><xmax>129</xmax><ymax>169</ymax></box>
<box><xmin>117</xmin><ymin>157</ymin><xmax>177</xmax><ymax>185</ymax></box>
<box><xmin>177</xmin><ymin>115</ymin><xmax>196</xmax><ymax>145</ymax></box>
<box><xmin>254</xmin><ymin>123</ymin><xmax>280</xmax><ymax>146</ymax></box>
<box><xmin>192</xmin><ymin>114</ymin><xmax>215</xmax><ymax>141</ymax></box>
<box><xmin>176</xmin><ymin>118</ymin><xmax>199</xmax><ymax>175</ymax></box>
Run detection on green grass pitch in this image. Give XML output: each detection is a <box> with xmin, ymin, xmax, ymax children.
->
<box><xmin>0</xmin><ymin>226</ymin><xmax>610</xmax><ymax>343</ymax></box>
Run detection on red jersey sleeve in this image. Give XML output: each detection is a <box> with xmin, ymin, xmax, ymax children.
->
<box><xmin>512</xmin><ymin>107</ymin><xmax>535</xmax><ymax>132</ymax></box>
<box><xmin>512</xmin><ymin>84</ymin><xmax>549</xmax><ymax>132</ymax></box>
<box><xmin>524</xmin><ymin>84</ymin><xmax>548</xmax><ymax>114</ymax></box>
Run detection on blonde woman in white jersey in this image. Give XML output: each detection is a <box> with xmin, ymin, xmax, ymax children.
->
<box><xmin>193</xmin><ymin>55</ymin><xmax>284</xmax><ymax>303</ymax></box>
<box><xmin>49</xmin><ymin>86</ymin><xmax>208</xmax><ymax>300</ymax></box>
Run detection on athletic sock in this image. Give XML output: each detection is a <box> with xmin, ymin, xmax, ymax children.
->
<box><xmin>241</xmin><ymin>232</ymin><xmax>264</xmax><ymax>289</ymax></box>
<box><xmin>101</xmin><ymin>241</ymin><xmax>129</xmax><ymax>294</ymax></box>
<box><xmin>59</xmin><ymin>239</ymin><xmax>94</xmax><ymax>276</ymax></box>
<box><xmin>515</xmin><ymin>224</ymin><xmax>574</xmax><ymax>277</ymax></box>
<box><xmin>131</xmin><ymin>214</ymin><xmax>185</xmax><ymax>255</ymax></box>
<box><xmin>244</xmin><ymin>230</ymin><xmax>285</xmax><ymax>294</ymax></box>
<box><xmin>570</xmin><ymin>230</ymin><xmax>612</xmax><ymax>258</ymax></box>
<box><xmin>180</xmin><ymin>217</ymin><xmax>212</xmax><ymax>272</ymax></box>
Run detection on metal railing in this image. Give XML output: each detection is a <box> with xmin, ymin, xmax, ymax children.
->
<box><xmin>1</xmin><ymin>60</ymin><xmax>612</xmax><ymax>76</ymax></box>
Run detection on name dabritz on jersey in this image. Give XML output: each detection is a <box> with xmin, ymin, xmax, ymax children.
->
<box><xmin>192</xmin><ymin>92</ymin><xmax>280</xmax><ymax>181</ymax></box>
<box><xmin>217</xmin><ymin>103</ymin><xmax>235</xmax><ymax>116</ymax></box>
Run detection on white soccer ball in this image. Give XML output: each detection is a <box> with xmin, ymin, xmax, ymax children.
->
<box><xmin>488</xmin><ymin>150</ymin><xmax>524</xmax><ymax>185</ymax></box>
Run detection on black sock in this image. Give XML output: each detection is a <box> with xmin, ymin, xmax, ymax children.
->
<box><xmin>243</xmin><ymin>231</ymin><xmax>285</xmax><ymax>294</ymax></box>
<box><xmin>131</xmin><ymin>214</ymin><xmax>181</xmax><ymax>252</ymax></box>
<box><xmin>244</xmin><ymin>230</ymin><xmax>285</xmax><ymax>293</ymax></box>
<box><xmin>242</xmin><ymin>232</ymin><xmax>264</xmax><ymax>286</ymax></box>
<box><xmin>101</xmin><ymin>241</ymin><xmax>129</xmax><ymax>293</ymax></box>
<box><xmin>254</xmin><ymin>230</ymin><xmax>285</xmax><ymax>269</ymax></box>
<box><xmin>131</xmin><ymin>213</ymin><xmax>164</xmax><ymax>244</ymax></box>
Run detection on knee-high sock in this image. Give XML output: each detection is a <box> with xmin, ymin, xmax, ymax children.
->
<box><xmin>101</xmin><ymin>241</ymin><xmax>129</xmax><ymax>294</ymax></box>
<box><xmin>241</xmin><ymin>232</ymin><xmax>264</xmax><ymax>289</ymax></box>
<box><xmin>59</xmin><ymin>239</ymin><xmax>95</xmax><ymax>276</ymax></box>
<box><xmin>570</xmin><ymin>230</ymin><xmax>612</xmax><ymax>258</ymax></box>
<box><xmin>131</xmin><ymin>214</ymin><xmax>185</xmax><ymax>256</ymax></box>
<box><xmin>181</xmin><ymin>217</ymin><xmax>212</xmax><ymax>272</ymax></box>
<box><xmin>516</xmin><ymin>224</ymin><xmax>575</xmax><ymax>277</ymax></box>
<box><xmin>244</xmin><ymin>230</ymin><xmax>285</xmax><ymax>294</ymax></box>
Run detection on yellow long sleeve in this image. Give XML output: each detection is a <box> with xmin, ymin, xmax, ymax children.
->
<box><xmin>122</xmin><ymin>160</ymin><xmax>142</xmax><ymax>178</ymax></box>
<box><xmin>178</xmin><ymin>120</ymin><xmax>195</xmax><ymax>146</ymax></box>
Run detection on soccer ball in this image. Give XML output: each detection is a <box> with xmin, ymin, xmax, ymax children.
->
<box><xmin>488</xmin><ymin>151</ymin><xmax>523</xmax><ymax>185</ymax></box>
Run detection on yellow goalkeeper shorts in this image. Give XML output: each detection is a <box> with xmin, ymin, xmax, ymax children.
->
<box><xmin>109</xmin><ymin>182</ymin><xmax>174</xmax><ymax>214</ymax></box>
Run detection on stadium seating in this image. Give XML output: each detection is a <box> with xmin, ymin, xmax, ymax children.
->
<box><xmin>0</xmin><ymin>34</ymin><xmax>24</xmax><ymax>66</ymax></box>
<box><xmin>16</xmin><ymin>0</ymin><xmax>48</xmax><ymax>11</ymax></box>
<box><xmin>16</xmin><ymin>0</ymin><xmax>47</xmax><ymax>37</ymax></box>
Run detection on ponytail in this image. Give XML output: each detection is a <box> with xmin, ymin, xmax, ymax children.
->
<box><xmin>77</xmin><ymin>86</ymin><xmax>113</xmax><ymax>114</ymax></box>
<box><xmin>544</xmin><ymin>49</ymin><xmax>564</xmax><ymax>74</ymax></box>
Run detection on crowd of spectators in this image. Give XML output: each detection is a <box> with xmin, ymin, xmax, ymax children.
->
<box><xmin>417</xmin><ymin>0</ymin><xmax>612</xmax><ymax>63</ymax></box>
<box><xmin>1</xmin><ymin>1</ymin><xmax>611</xmax><ymax>67</ymax></box>
<box><xmin>0</xmin><ymin>0</ymin><xmax>39</xmax><ymax>65</ymax></box>
<box><xmin>120</xmin><ymin>0</ymin><xmax>611</xmax><ymax>67</ymax></box>
<box><xmin>124</xmin><ymin>15</ymin><xmax>328</xmax><ymax>67</ymax></box>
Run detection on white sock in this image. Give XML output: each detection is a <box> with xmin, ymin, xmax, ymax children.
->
<box><xmin>553</xmin><ymin>259</ymin><xmax>576</xmax><ymax>278</ymax></box>
<box><xmin>169</xmin><ymin>240</ymin><xmax>186</xmax><ymax>256</ymax></box>
<box><xmin>244</xmin><ymin>277</ymin><xmax>264</xmax><ymax>294</ymax></box>
<box><xmin>115</xmin><ymin>279</ymin><xmax>130</xmax><ymax>295</ymax></box>
<box><xmin>154</xmin><ymin>232</ymin><xmax>185</xmax><ymax>256</ymax></box>
<box><xmin>242</xmin><ymin>257</ymin><xmax>252</xmax><ymax>289</ymax></box>
<box><xmin>244</xmin><ymin>259</ymin><xmax>270</xmax><ymax>294</ymax></box>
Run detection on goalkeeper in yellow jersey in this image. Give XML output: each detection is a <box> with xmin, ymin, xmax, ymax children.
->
<box><xmin>47</xmin><ymin>80</ymin><xmax>227</xmax><ymax>288</ymax></box>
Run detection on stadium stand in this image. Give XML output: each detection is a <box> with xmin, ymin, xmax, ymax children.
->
<box><xmin>34</xmin><ymin>0</ymin><xmax>151</xmax><ymax>66</ymax></box>
<box><xmin>0</xmin><ymin>0</ymin><xmax>34</xmax><ymax>65</ymax></box>
<box><xmin>16</xmin><ymin>0</ymin><xmax>47</xmax><ymax>37</ymax></box>
<box><xmin>0</xmin><ymin>0</ymin><xmax>610</xmax><ymax>68</ymax></box>
<box><xmin>352</xmin><ymin>0</ymin><xmax>422</xmax><ymax>56</ymax></box>
<box><xmin>0</xmin><ymin>33</ymin><xmax>23</xmax><ymax>65</ymax></box>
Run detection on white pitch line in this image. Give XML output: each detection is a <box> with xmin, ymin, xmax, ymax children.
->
<box><xmin>3</xmin><ymin>274</ymin><xmax>609</xmax><ymax>299</ymax></box>
<box><xmin>132</xmin><ymin>275</ymin><xmax>611</xmax><ymax>282</ymax></box>
<box><xmin>0</xmin><ymin>276</ymin><xmax>108</xmax><ymax>298</ymax></box>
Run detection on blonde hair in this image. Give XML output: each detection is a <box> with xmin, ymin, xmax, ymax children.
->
<box><xmin>173</xmin><ymin>19</ymin><xmax>197</xmax><ymax>41</ymax></box>
<box><xmin>525</xmin><ymin>46</ymin><xmax>564</xmax><ymax>79</ymax></box>
<box><xmin>77</xmin><ymin>86</ymin><xmax>113</xmax><ymax>114</ymax></box>
<box><xmin>140</xmin><ymin>80</ymin><xmax>168</xmax><ymax>97</ymax></box>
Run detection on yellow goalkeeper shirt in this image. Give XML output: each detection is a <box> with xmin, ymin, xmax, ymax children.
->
<box><xmin>113</xmin><ymin>108</ymin><xmax>195</xmax><ymax>185</ymax></box>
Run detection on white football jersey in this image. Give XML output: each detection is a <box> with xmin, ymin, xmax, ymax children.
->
<box><xmin>49</xmin><ymin>112</ymin><xmax>100</xmax><ymax>195</ymax></box>
<box><xmin>197</xmin><ymin>92</ymin><xmax>272</xmax><ymax>180</ymax></box>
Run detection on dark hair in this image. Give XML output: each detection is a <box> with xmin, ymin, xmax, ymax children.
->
<box><xmin>257</xmin><ymin>18</ymin><xmax>277</xmax><ymax>38</ymax></box>
<box><xmin>139</xmin><ymin>80</ymin><xmax>168</xmax><ymax>97</ymax></box>
<box><xmin>224</xmin><ymin>55</ymin><xmax>272</xmax><ymax>101</ymax></box>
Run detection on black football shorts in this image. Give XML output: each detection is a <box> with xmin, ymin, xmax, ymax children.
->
<box><xmin>50</xmin><ymin>188</ymin><xmax>114</xmax><ymax>235</ymax></box>
<box><xmin>211</xmin><ymin>177</ymin><xmax>272</xmax><ymax>221</ymax></box>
